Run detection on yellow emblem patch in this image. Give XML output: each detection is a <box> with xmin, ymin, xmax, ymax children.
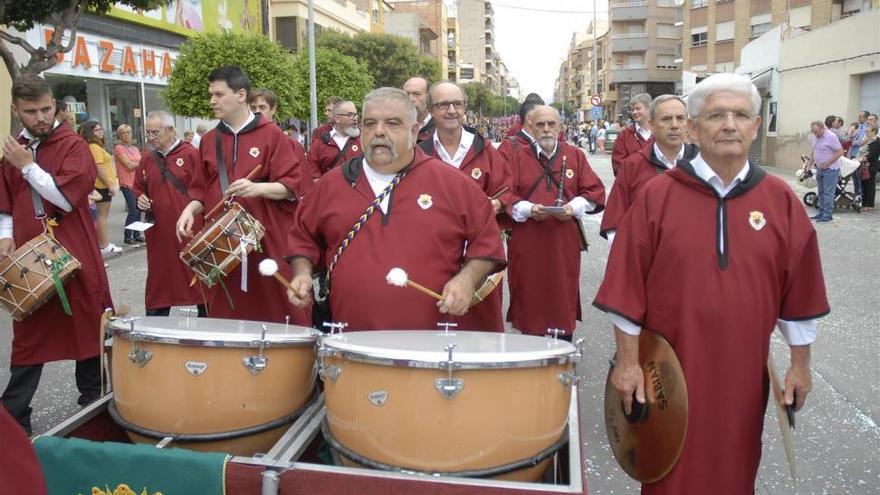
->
<box><xmin>175</xmin><ymin>157</ymin><xmax>184</xmax><ymax>167</ymax></box>
<box><xmin>417</xmin><ymin>193</ymin><xmax>433</xmax><ymax>210</ymax></box>
<box><xmin>749</xmin><ymin>211</ymin><xmax>766</xmax><ymax>231</ymax></box>
<box><xmin>249</xmin><ymin>147</ymin><xmax>260</xmax><ymax>158</ymax></box>
<box><xmin>565</xmin><ymin>169</ymin><xmax>574</xmax><ymax>179</ymax></box>
<box><xmin>471</xmin><ymin>168</ymin><xmax>482</xmax><ymax>180</ymax></box>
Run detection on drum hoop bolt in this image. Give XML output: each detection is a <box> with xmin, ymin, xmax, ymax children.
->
<box><xmin>435</xmin><ymin>343</ymin><xmax>464</xmax><ymax>399</ymax></box>
<box><xmin>242</xmin><ymin>324</ymin><xmax>269</xmax><ymax>374</ymax></box>
<box><xmin>125</xmin><ymin>317</ymin><xmax>152</xmax><ymax>368</ymax></box>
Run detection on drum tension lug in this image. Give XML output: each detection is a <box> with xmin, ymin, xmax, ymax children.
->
<box><xmin>435</xmin><ymin>343</ymin><xmax>464</xmax><ymax>399</ymax></box>
<box><xmin>127</xmin><ymin>318</ymin><xmax>152</xmax><ymax>368</ymax></box>
<box><xmin>558</xmin><ymin>370</ymin><xmax>579</xmax><ymax>387</ymax></box>
<box><xmin>243</xmin><ymin>324</ymin><xmax>269</xmax><ymax>374</ymax></box>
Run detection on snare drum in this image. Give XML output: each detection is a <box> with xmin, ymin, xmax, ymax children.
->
<box><xmin>319</xmin><ymin>331</ymin><xmax>580</xmax><ymax>481</ymax></box>
<box><xmin>179</xmin><ymin>202</ymin><xmax>265</xmax><ymax>287</ymax></box>
<box><xmin>108</xmin><ymin>317</ymin><xmax>317</xmax><ymax>455</ymax></box>
<box><xmin>0</xmin><ymin>234</ymin><xmax>80</xmax><ymax>321</ymax></box>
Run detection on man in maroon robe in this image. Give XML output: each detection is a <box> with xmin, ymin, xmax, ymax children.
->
<box><xmin>600</xmin><ymin>95</ymin><xmax>695</xmax><ymax>242</ymax></box>
<box><xmin>611</xmin><ymin>93</ymin><xmax>654</xmax><ymax>176</ymax></box>
<box><xmin>403</xmin><ymin>76</ymin><xmax>435</xmax><ymax>143</ymax></box>
<box><xmin>134</xmin><ymin>111</ymin><xmax>205</xmax><ymax>316</ymax></box>
<box><xmin>249</xmin><ymin>88</ymin><xmax>316</xmax><ymax>196</ymax></box>
<box><xmin>309</xmin><ymin>96</ymin><xmax>342</xmax><ymax>152</ymax></box>
<box><xmin>417</xmin><ymin>81</ymin><xmax>512</xmax><ymax>332</ymax></box>
<box><xmin>594</xmin><ymin>73</ymin><xmax>829</xmax><ymax>494</ymax></box>
<box><xmin>307</xmin><ymin>100</ymin><xmax>363</xmax><ymax>178</ymax></box>
<box><xmin>506</xmin><ymin>106</ymin><xmax>606</xmax><ymax>340</ymax></box>
<box><xmin>175</xmin><ymin>65</ymin><xmax>309</xmax><ymax>326</ymax></box>
<box><xmin>0</xmin><ymin>75</ymin><xmax>114</xmax><ymax>434</ymax></box>
<box><xmin>287</xmin><ymin>88</ymin><xmax>505</xmax><ymax>331</ymax></box>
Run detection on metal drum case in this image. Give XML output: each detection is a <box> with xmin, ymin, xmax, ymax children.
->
<box><xmin>319</xmin><ymin>330</ymin><xmax>582</xmax><ymax>481</ymax></box>
<box><xmin>108</xmin><ymin>317</ymin><xmax>317</xmax><ymax>455</ymax></box>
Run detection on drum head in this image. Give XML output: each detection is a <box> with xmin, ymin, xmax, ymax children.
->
<box><xmin>604</xmin><ymin>330</ymin><xmax>688</xmax><ymax>483</ymax></box>
<box><xmin>109</xmin><ymin>316</ymin><xmax>317</xmax><ymax>347</ymax></box>
<box><xmin>321</xmin><ymin>330</ymin><xmax>577</xmax><ymax>369</ymax></box>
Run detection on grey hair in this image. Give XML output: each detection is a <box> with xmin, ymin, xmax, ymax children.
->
<box><xmin>363</xmin><ymin>87</ymin><xmax>418</xmax><ymax>125</ymax></box>
<box><xmin>686</xmin><ymin>73</ymin><xmax>761</xmax><ymax>119</ymax></box>
<box><xmin>146</xmin><ymin>110</ymin><xmax>175</xmax><ymax>128</ymax></box>
<box><xmin>649</xmin><ymin>94</ymin><xmax>687</xmax><ymax>120</ymax></box>
<box><xmin>332</xmin><ymin>100</ymin><xmax>356</xmax><ymax>115</ymax></box>
<box><xmin>630</xmin><ymin>93</ymin><xmax>652</xmax><ymax>109</ymax></box>
<box><xmin>426</xmin><ymin>80</ymin><xmax>469</xmax><ymax>108</ymax></box>
<box><xmin>810</xmin><ymin>120</ymin><xmax>825</xmax><ymax>129</ymax></box>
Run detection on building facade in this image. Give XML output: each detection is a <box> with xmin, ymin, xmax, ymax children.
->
<box><xmin>456</xmin><ymin>0</ymin><xmax>502</xmax><ymax>93</ymax></box>
<box><xmin>270</xmin><ymin>0</ymin><xmax>372</xmax><ymax>52</ymax></box>
<box><xmin>447</xmin><ymin>16</ymin><xmax>460</xmax><ymax>81</ymax></box>
<box><xmin>386</xmin><ymin>0</ymin><xmax>449</xmax><ymax>76</ymax></box>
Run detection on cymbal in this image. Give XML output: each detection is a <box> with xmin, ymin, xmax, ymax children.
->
<box><xmin>604</xmin><ymin>329</ymin><xmax>688</xmax><ymax>483</ymax></box>
<box><xmin>767</xmin><ymin>354</ymin><xmax>796</xmax><ymax>481</ymax></box>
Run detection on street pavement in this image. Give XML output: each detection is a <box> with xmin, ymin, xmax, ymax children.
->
<box><xmin>0</xmin><ymin>152</ymin><xmax>877</xmax><ymax>494</ymax></box>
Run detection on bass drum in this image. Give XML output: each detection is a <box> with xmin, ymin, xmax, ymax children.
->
<box><xmin>109</xmin><ymin>317</ymin><xmax>317</xmax><ymax>455</ymax></box>
<box><xmin>319</xmin><ymin>330</ymin><xmax>581</xmax><ymax>481</ymax></box>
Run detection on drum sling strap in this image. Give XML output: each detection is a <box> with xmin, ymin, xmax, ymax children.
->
<box><xmin>213</xmin><ymin>132</ymin><xmax>254</xmax><ymax>295</ymax></box>
<box><xmin>327</xmin><ymin>137</ymin><xmax>354</xmax><ymax>172</ymax></box>
<box><xmin>151</xmin><ymin>150</ymin><xmax>189</xmax><ymax>198</ymax></box>
<box><xmin>25</xmin><ymin>139</ymin><xmax>74</xmax><ymax>315</ymax></box>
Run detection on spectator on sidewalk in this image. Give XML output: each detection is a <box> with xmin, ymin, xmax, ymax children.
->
<box><xmin>810</xmin><ymin>120</ymin><xmax>844</xmax><ymax>222</ymax></box>
<box><xmin>80</xmin><ymin>120</ymin><xmax>122</xmax><ymax>254</ymax></box>
<box><xmin>113</xmin><ymin>124</ymin><xmax>143</xmax><ymax>245</ymax></box>
<box><xmin>857</xmin><ymin>123</ymin><xmax>878</xmax><ymax>211</ymax></box>
<box><xmin>848</xmin><ymin>111</ymin><xmax>870</xmax><ymax>158</ymax></box>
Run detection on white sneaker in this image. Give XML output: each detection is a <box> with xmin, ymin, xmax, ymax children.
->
<box><xmin>100</xmin><ymin>243</ymin><xmax>123</xmax><ymax>256</ymax></box>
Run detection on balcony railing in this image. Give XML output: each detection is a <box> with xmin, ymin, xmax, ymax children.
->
<box><xmin>611</xmin><ymin>33</ymin><xmax>647</xmax><ymax>39</ymax></box>
<box><xmin>611</xmin><ymin>1</ymin><xmax>647</xmax><ymax>7</ymax></box>
<box><xmin>613</xmin><ymin>64</ymin><xmax>647</xmax><ymax>70</ymax></box>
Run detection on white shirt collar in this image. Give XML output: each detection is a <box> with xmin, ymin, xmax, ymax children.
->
<box><xmin>223</xmin><ymin>112</ymin><xmax>256</xmax><ymax>135</ymax></box>
<box><xmin>158</xmin><ymin>139</ymin><xmax>182</xmax><ymax>156</ymax></box>
<box><xmin>20</xmin><ymin>121</ymin><xmax>61</xmax><ymax>147</ymax></box>
<box><xmin>535</xmin><ymin>140</ymin><xmax>559</xmax><ymax>160</ymax></box>
<box><xmin>433</xmin><ymin>128</ymin><xmax>475</xmax><ymax>169</ymax></box>
<box><xmin>362</xmin><ymin>158</ymin><xmax>396</xmax><ymax>213</ymax></box>
<box><xmin>521</xmin><ymin>129</ymin><xmax>536</xmax><ymax>143</ymax></box>
<box><xmin>420</xmin><ymin>114</ymin><xmax>432</xmax><ymax>130</ymax></box>
<box><xmin>653</xmin><ymin>143</ymin><xmax>684</xmax><ymax>169</ymax></box>
<box><xmin>329</xmin><ymin>127</ymin><xmax>350</xmax><ymax>150</ymax></box>
<box><xmin>635</xmin><ymin>122</ymin><xmax>652</xmax><ymax>140</ymax></box>
<box><xmin>690</xmin><ymin>153</ymin><xmax>750</xmax><ymax>198</ymax></box>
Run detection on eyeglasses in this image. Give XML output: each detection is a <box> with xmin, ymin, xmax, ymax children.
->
<box><xmin>700</xmin><ymin>110</ymin><xmax>754</xmax><ymax>124</ymax></box>
<box><xmin>336</xmin><ymin>112</ymin><xmax>358</xmax><ymax>118</ymax></box>
<box><xmin>145</xmin><ymin>129</ymin><xmax>165</xmax><ymax>136</ymax></box>
<box><xmin>432</xmin><ymin>101</ymin><xmax>465</xmax><ymax>111</ymax></box>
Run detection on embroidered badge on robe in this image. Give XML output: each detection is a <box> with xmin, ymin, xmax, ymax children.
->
<box><xmin>749</xmin><ymin>211</ymin><xmax>766</xmax><ymax>231</ymax></box>
<box><xmin>352</xmin><ymin>144</ymin><xmax>359</xmax><ymax>152</ymax></box>
<box><xmin>471</xmin><ymin>168</ymin><xmax>482</xmax><ymax>180</ymax></box>
<box><xmin>249</xmin><ymin>147</ymin><xmax>260</xmax><ymax>158</ymax></box>
<box><xmin>175</xmin><ymin>158</ymin><xmax>184</xmax><ymax>167</ymax></box>
<box><xmin>418</xmin><ymin>194</ymin><xmax>433</xmax><ymax>209</ymax></box>
<box><xmin>565</xmin><ymin>169</ymin><xmax>574</xmax><ymax>179</ymax></box>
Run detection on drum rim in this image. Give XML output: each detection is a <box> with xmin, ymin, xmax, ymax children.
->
<box><xmin>109</xmin><ymin>317</ymin><xmax>319</xmax><ymax>347</ymax></box>
<box><xmin>319</xmin><ymin>331</ymin><xmax>579</xmax><ymax>369</ymax></box>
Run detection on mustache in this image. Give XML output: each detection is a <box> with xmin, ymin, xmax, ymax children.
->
<box><xmin>366</xmin><ymin>137</ymin><xmax>399</xmax><ymax>161</ymax></box>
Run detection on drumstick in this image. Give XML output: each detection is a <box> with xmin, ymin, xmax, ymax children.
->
<box><xmin>490</xmin><ymin>186</ymin><xmax>509</xmax><ymax>201</ymax></box>
<box><xmin>386</xmin><ymin>267</ymin><xmax>443</xmax><ymax>301</ymax></box>
<box><xmin>258</xmin><ymin>259</ymin><xmax>296</xmax><ymax>292</ymax></box>
<box><xmin>204</xmin><ymin>164</ymin><xmax>264</xmax><ymax>220</ymax></box>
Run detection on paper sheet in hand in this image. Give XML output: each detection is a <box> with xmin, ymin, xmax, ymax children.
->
<box><xmin>539</xmin><ymin>206</ymin><xmax>567</xmax><ymax>214</ymax></box>
<box><xmin>124</xmin><ymin>221</ymin><xmax>154</xmax><ymax>232</ymax></box>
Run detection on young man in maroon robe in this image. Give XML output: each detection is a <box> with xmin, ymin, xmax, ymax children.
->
<box><xmin>611</xmin><ymin>93</ymin><xmax>654</xmax><ymax>176</ymax></box>
<box><xmin>600</xmin><ymin>95</ymin><xmax>696</xmax><ymax>243</ymax></box>
<box><xmin>417</xmin><ymin>81</ymin><xmax>513</xmax><ymax>332</ymax></box>
<box><xmin>286</xmin><ymin>88</ymin><xmax>505</xmax><ymax>331</ymax></box>
<box><xmin>0</xmin><ymin>75</ymin><xmax>114</xmax><ymax>434</ymax></box>
<box><xmin>403</xmin><ymin>76</ymin><xmax>435</xmax><ymax>143</ymax></box>
<box><xmin>134</xmin><ymin>111</ymin><xmax>206</xmax><ymax>317</ymax></box>
<box><xmin>249</xmin><ymin>88</ymin><xmax>317</xmax><ymax>196</ymax></box>
<box><xmin>506</xmin><ymin>106</ymin><xmax>606</xmax><ymax>340</ymax></box>
<box><xmin>176</xmin><ymin>65</ymin><xmax>309</xmax><ymax>326</ymax></box>
<box><xmin>594</xmin><ymin>73</ymin><xmax>830</xmax><ymax>494</ymax></box>
<box><xmin>307</xmin><ymin>100</ymin><xmax>363</xmax><ymax>178</ymax></box>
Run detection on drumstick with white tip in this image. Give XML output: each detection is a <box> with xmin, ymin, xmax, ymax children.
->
<box><xmin>258</xmin><ymin>259</ymin><xmax>296</xmax><ymax>292</ymax></box>
<box><xmin>386</xmin><ymin>267</ymin><xmax>443</xmax><ymax>301</ymax></box>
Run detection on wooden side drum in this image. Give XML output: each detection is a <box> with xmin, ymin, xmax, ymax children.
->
<box><xmin>108</xmin><ymin>317</ymin><xmax>317</xmax><ymax>455</ymax></box>
<box><xmin>319</xmin><ymin>331</ymin><xmax>581</xmax><ymax>481</ymax></box>
<box><xmin>0</xmin><ymin>234</ymin><xmax>80</xmax><ymax>321</ymax></box>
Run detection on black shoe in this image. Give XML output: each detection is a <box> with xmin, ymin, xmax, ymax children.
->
<box><xmin>123</xmin><ymin>238</ymin><xmax>139</xmax><ymax>246</ymax></box>
<box><xmin>133</xmin><ymin>235</ymin><xmax>146</xmax><ymax>243</ymax></box>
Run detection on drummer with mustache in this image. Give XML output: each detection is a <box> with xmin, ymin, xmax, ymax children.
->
<box><xmin>286</xmin><ymin>87</ymin><xmax>506</xmax><ymax>331</ymax></box>
<box><xmin>0</xmin><ymin>74</ymin><xmax>114</xmax><ymax>434</ymax></box>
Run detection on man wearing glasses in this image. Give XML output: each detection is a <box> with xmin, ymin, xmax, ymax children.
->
<box><xmin>418</xmin><ymin>81</ymin><xmax>512</xmax><ymax>332</ymax></box>
<box><xmin>308</xmin><ymin>100</ymin><xmax>363</xmax><ymax>177</ymax></box>
<box><xmin>594</xmin><ymin>73</ymin><xmax>829</xmax><ymax>493</ymax></box>
<box><xmin>134</xmin><ymin>111</ymin><xmax>206</xmax><ymax>317</ymax></box>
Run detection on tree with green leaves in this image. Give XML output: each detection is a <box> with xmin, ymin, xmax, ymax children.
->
<box><xmin>163</xmin><ymin>31</ymin><xmax>299</xmax><ymax>119</ymax></box>
<box><xmin>0</xmin><ymin>0</ymin><xmax>170</xmax><ymax>80</ymax></box>
<box><xmin>316</xmin><ymin>30</ymin><xmax>441</xmax><ymax>88</ymax></box>
<box><xmin>289</xmin><ymin>47</ymin><xmax>373</xmax><ymax>121</ymax></box>
<box><xmin>461</xmin><ymin>82</ymin><xmax>495</xmax><ymax>117</ymax></box>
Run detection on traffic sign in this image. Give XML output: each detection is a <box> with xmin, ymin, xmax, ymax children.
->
<box><xmin>590</xmin><ymin>95</ymin><xmax>602</xmax><ymax>106</ymax></box>
<box><xmin>590</xmin><ymin>106</ymin><xmax>602</xmax><ymax>120</ymax></box>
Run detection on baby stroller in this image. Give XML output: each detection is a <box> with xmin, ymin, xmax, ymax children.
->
<box><xmin>796</xmin><ymin>156</ymin><xmax>862</xmax><ymax>213</ymax></box>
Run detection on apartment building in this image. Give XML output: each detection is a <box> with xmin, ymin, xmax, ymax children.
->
<box><xmin>457</xmin><ymin>0</ymin><xmax>501</xmax><ymax>93</ymax></box>
<box><xmin>270</xmin><ymin>0</ymin><xmax>372</xmax><ymax>52</ymax></box>
<box><xmin>447</xmin><ymin>17</ymin><xmax>460</xmax><ymax>81</ymax></box>
<box><xmin>554</xmin><ymin>19</ymin><xmax>608</xmax><ymax>117</ymax></box>
<box><xmin>386</xmin><ymin>1</ymin><xmax>450</xmax><ymax>75</ymax></box>
<box><xmin>350</xmin><ymin>0</ymin><xmax>395</xmax><ymax>32</ymax></box>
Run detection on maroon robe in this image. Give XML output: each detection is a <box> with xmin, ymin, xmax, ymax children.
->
<box><xmin>0</xmin><ymin>406</ymin><xmax>47</xmax><ymax>493</ymax></box>
<box><xmin>0</xmin><ymin>124</ymin><xmax>113</xmax><ymax>365</ymax></box>
<box><xmin>307</xmin><ymin>129</ymin><xmax>362</xmax><ymax>177</ymax></box>
<box><xmin>190</xmin><ymin>115</ymin><xmax>309</xmax><ymax>325</ymax></box>
<box><xmin>417</xmin><ymin>117</ymin><xmax>435</xmax><ymax>143</ymax></box>
<box><xmin>506</xmin><ymin>122</ymin><xmax>523</xmax><ymax>137</ymax></box>
<box><xmin>288</xmin><ymin>149</ymin><xmax>506</xmax><ymax>331</ymax></box>
<box><xmin>593</xmin><ymin>160</ymin><xmax>830</xmax><ymax>494</ymax></box>
<box><xmin>133</xmin><ymin>141</ymin><xmax>204</xmax><ymax>310</ymax></box>
<box><xmin>506</xmin><ymin>142</ymin><xmax>606</xmax><ymax>336</ymax></box>
<box><xmin>497</xmin><ymin>130</ymin><xmax>533</xmax><ymax>164</ymax></box>
<box><xmin>611</xmin><ymin>123</ymin><xmax>654</xmax><ymax>176</ymax></box>
<box><xmin>286</xmin><ymin>136</ymin><xmax>317</xmax><ymax>197</ymax></box>
<box><xmin>600</xmin><ymin>144</ymin><xmax>697</xmax><ymax>239</ymax></box>
<box><xmin>418</xmin><ymin>127</ymin><xmax>513</xmax><ymax>332</ymax></box>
